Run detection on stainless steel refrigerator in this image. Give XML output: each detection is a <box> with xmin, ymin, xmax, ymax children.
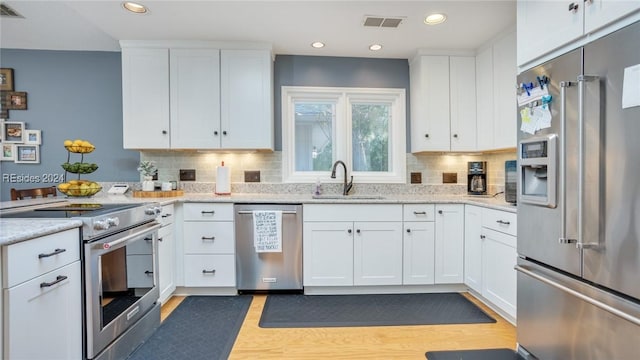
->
<box><xmin>516</xmin><ymin>21</ymin><xmax>640</xmax><ymax>359</ymax></box>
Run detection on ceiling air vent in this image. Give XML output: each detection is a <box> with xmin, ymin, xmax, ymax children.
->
<box><xmin>363</xmin><ymin>16</ymin><xmax>404</xmax><ymax>28</ymax></box>
<box><xmin>1</xmin><ymin>3</ymin><xmax>24</xmax><ymax>18</ymax></box>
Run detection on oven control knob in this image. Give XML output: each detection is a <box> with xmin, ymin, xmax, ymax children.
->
<box><xmin>107</xmin><ymin>217</ymin><xmax>120</xmax><ymax>227</ymax></box>
<box><xmin>145</xmin><ymin>206</ymin><xmax>162</xmax><ymax>216</ymax></box>
<box><xmin>94</xmin><ymin>220</ymin><xmax>109</xmax><ymax>231</ymax></box>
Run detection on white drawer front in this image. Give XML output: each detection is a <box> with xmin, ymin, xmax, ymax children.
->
<box><xmin>183</xmin><ymin>203</ymin><xmax>233</xmax><ymax>221</ymax></box>
<box><xmin>183</xmin><ymin>222</ymin><xmax>235</xmax><ymax>254</ymax></box>
<box><xmin>304</xmin><ymin>204</ymin><xmax>402</xmax><ymax>222</ymax></box>
<box><xmin>403</xmin><ymin>204</ymin><xmax>436</xmax><ymax>222</ymax></box>
<box><xmin>159</xmin><ymin>204</ymin><xmax>175</xmax><ymax>226</ymax></box>
<box><xmin>183</xmin><ymin>254</ymin><xmax>235</xmax><ymax>287</ymax></box>
<box><xmin>482</xmin><ymin>208</ymin><xmax>517</xmax><ymax>236</ymax></box>
<box><xmin>3</xmin><ymin>228</ymin><xmax>80</xmax><ymax>288</ymax></box>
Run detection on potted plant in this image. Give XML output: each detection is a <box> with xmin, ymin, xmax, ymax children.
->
<box><xmin>137</xmin><ymin>160</ymin><xmax>157</xmax><ymax>191</ymax></box>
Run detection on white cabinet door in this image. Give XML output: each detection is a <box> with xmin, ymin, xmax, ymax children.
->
<box><xmin>5</xmin><ymin>261</ymin><xmax>82</xmax><ymax>360</ymax></box>
<box><xmin>434</xmin><ymin>204</ymin><xmax>464</xmax><ymax>284</ymax></box>
<box><xmin>492</xmin><ymin>31</ymin><xmax>517</xmax><ymax>150</ymax></box>
<box><xmin>122</xmin><ymin>48</ymin><xmax>170</xmax><ymax>149</ymax></box>
<box><xmin>410</xmin><ymin>55</ymin><xmax>451</xmax><ymax>152</ymax></box>
<box><xmin>170</xmin><ymin>48</ymin><xmax>221</xmax><ymax>149</ymax></box>
<box><xmin>220</xmin><ymin>49</ymin><xmax>274</xmax><ymax>150</ymax></box>
<box><xmin>303</xmin><ymin>222</ymin><xmax>353</xmax><ymax>286</ymax></box>
<box><xmin>449</xmin><ymin>56</ymin><xmax>477</xmax><ymax>151</ymax></box>
<box><xmin>464</xmin><ymin>205</ymin><xmax>483</xmax><ymax>292</ymax></box>
<box><xmin>584</xmin><ymin>0</ymin><xmax>640</xmax><ymax>33</ymax></box>
<box><xmin>353</xmin><ymin>221</ymin><xmax>403</xmax><ymax>286</ymax></box>
<box><xmin>403</xmin><ymin>221</ymin><xmax>435</xmax><ymax>285</ymax></box>
<box><xmin>482</xmin><ymin>228</ymin><xmax>517</xmax><ymax>319</ymax></box>
<box><xmin>517</xmin><ymin>0</ymin><xmax>585</xmax><ymax>67</ymax></box>
<box><xmin>158</xmin><ymin>224</ymin><xmax>175</xmax><ymax>304</ymax></box>
<box><xmin>476</xmin><ymin>45</ymin><xmax>494</xmax><ymax>151</ymax></box>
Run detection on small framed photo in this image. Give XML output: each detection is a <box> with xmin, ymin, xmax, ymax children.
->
<box><xmin>15</xmin><ymin>144</ymin><xmax>39</xmax><ymax>164</ymax></box>
<box><xmin>1</xmin><ymin>143</ymin><xmax>14</xmax><ymax>161</ymax></box>
<box><xmin>1</xmin><ymin>121</ymin><xmax>24</xmax><ymax>143</ymax></box>
<box><xmin>24</xmin><ymin>129</ymin><xmax>41</xmax><ymax>145</ymax></box>
<box><xmin>6</xmin><ymin>91</ymin><xmax>27</xmax><ymax>110</ymax></box>
<box><xmin>0</xmin><ymin>69</ymin><xmax>14</xmax><ymax>91</ymax></box>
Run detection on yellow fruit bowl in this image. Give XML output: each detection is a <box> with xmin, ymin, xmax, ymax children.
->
<box><xmin>57</xmin><ymin>181</ymin><xmax>102</xmax><ymax>197</ymax></box>
<box><xmin>65</xmin><ymin>144</ymin><xmax>95</xmax><ymax>154</ymax></box>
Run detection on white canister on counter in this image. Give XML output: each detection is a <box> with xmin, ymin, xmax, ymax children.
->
<box><xmin>161</xmin><ymin>182</ymin><xmax>172</xmax><ymax>191</ymax></box>
<box><xmin>215</xmin><ymin>161</ymin><xmax>231</xmax><ymax>195</ymax></box>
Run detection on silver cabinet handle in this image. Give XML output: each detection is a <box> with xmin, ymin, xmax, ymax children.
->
<box><xmin>144</xmin><ymin>270</ymin><xmax>153</xmax><ymax>276</ymax></box>
<box><xmin>201</xmin><ymin>210</ymin><xmax>215</xmax><ymax>215</ymax></box>
<box><xmin>496</xmin><ymin>220</ymin><xmax>511</xmax><ymax>225</ymax></box>
<box><xmin>406</xmin><ymin>228</ymin><xmax>411</xmax><ymax>233</ymax></box>
<box><xmin>413</xmin><ymin>211</ymin><xmax>427</xmax><ymax>215</ymax></box>
<box><xmin>356</xmin><ymin>229</ymin><xmax>361</xmax><ymax>234</ymax></box>
<box><xmin>438</xmin><ymin>210</ymin><xmax>443</xmax><ymax>214</ymax></box>
<box><xmin>237</xmin><ymin>210</ymin><xmax>298</xmax><ymax>215</ymax></box>
<box><xmin>568</xmin><ymin>2</ymin><xmax>579</xmax><ymax>13</ymax></box>
<box><xmin>480</xmin><ymin>235</ymin><xmax>486</xmax><ymax>239</ymax></box>
<box><xmin>425</xmin><ymin>133</ymin><xmax>429</xmax><ymax>138</ymax></box>
<box><xmin>201</xmin><ymin>236</ymin><xmax>215</xmax><ymax>241</ymax></box>
<box><xmin>559</xmin><ymin>81</ymin><xmax>574</xmax><ymax>245</ymax></box>
<box><xmin>347</xmin><ymin>229</ymin><xmax>352</xmax><ymax>234</ymax></box>
<box><xmin>161</xmin><ymin>213</ymin><xmax>172</xmax><ymax>218</ymax></box>
<box><xmin>202</xmin><ymin>269</ymin><xmax>216</xmax><ymax>274</ymax></box>
<box><xmin>38</xmin><ymin>248</ymin><xmax>66</xmax><ymax>259</ymax></box>
<box><xmin>453</xmin><ymin>134</ymin><xmax>458</xmax><ymax>138</ymax></box>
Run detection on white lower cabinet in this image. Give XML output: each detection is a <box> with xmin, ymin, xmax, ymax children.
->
<box><xmin>434</xmin><ymin>204</ymin><xmax>465</xmax><ymax>283</ymax></box>
<box><xmin>464</xmin><ymin>205</ymin><xmax>518</xmax><ymax>321</ymax></box>
<box><xmin>158</xmin><ymin>212</ymin><xmax>176</xmax><ymax>303</ymax></box>
<box><xmin>182</xmin><ymin>203</ymin><xmax>236</xmax><ymax>287</ymax></box>
<box><xmin>303</xmin><ymin>204</ymin><xmax>403</xmax><ymax>287</ymax></box>
<box><xmin>402</xmin><ymin>204</ymin><xmax>436</xmax><ymax>285</ymax></box>
<box><xmin>2</xmin><ymin>228</ymin><xmax>82</xmax><ymax>360</ymax></box>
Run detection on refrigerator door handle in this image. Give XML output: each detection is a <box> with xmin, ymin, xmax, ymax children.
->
<box><xmin>515</xmin><ymin>264</ymin><xmax>640</xmax><ymax>327</ymax></box>
<box><xmin>577</xmin><ymin>75</ymin><xmax>600</xmax><ymax>250</ymax></box>
<box><xmin>558</xmin><ymin>81</ymin><xmax>576</xmax><ymax>245</ymax></box>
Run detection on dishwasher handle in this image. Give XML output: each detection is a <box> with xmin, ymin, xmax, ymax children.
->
<box><xmin>237</xmin><ymin>210</ymin><xmax>298</xmax><ymax>215</ymax></box>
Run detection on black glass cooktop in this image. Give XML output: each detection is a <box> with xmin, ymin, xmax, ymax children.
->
<box><xmin>1</xmin><ymin>203</ymin><xmax>140</xmax><ymax>219</ymax></box>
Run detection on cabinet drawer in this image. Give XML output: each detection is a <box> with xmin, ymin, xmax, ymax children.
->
<box><xmin>304</xmin><ymin>204</ymin><xmax>402</xmax><ymax>222</ymax></box>
<box><xmin>403</xmin><ymin>204</ymin><xmax>435</xmax><ymax>222</ymax></box>
<box><xmin>183</xmin><ymin>203</ymin><xmax>233</xmax><ymax>221</ymax></box>
<box><xmin>183</xmin><ymin>222</ymin><xmax>235</xmax><ymax>254</ymax></box>
<box><xmin>183</xmin><ymin>255</ymin><xmax>235</xmax><ymax>287</ymax></box>
<box><xmin>482</xmin><ymin>208</ymin><xmax>517</xmax><ymax>236</ymax></box>
<box><xmin>159</xmin><ymin>204</ymin><xmax>175</xmax><ymax>226</ymax></box>
<box><xmin>3</xmin><ymin>228</ymin><xmax>80</xmax><ymax>288</ymax></box>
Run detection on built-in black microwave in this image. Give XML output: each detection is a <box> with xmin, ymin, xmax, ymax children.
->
<box><xmin>505</xmin><ymin>160</ymin><xmax>517</xmax><ymax>204</ymax></box>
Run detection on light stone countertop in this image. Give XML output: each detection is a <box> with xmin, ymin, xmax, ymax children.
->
<box><xmin>0</xmin><ymin>192</ymin><xmax>515</xmax><ymax>246</ymax></box>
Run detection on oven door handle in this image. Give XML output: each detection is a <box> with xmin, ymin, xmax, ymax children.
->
<box><xmin>100</xmin><ymin>222</ymin><xmax>162</xmax><ymax>250</ymax></box>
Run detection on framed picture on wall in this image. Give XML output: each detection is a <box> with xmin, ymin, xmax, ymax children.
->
<box><xmin>15</xmin><ymin>144</ymin><xmax>39</xmax><ymax>163</ymax></box>
<box><xmin>1</xmin><ymin>143</ymin><xmax>14</xmax><ymax>161</ymax></box>
<box><xmin>24</xmin><ymin>129</ymin><xmax>41</xmax><ymax>145</ymax></box>
<box><xmin>0</xmin><ymin>68</ymin><xmax>13</xmax><ymax>91</ymax></box>
<box><xmin>6</xmin><ymin>91</ymin><xmax>27</xmax><ymax>110</ymax></box>
<box><xmin>1</xmin><ymin>121</ymin><xmax>24</xmax><ymax>143</ymax></box>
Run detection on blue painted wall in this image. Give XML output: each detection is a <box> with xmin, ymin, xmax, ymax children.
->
<box><xmin>0</xmin><ymin>49</ymin><xmax>139</xmax><ymax>201</ymax></box>
<box><xmin>273</xmin><ymin>55</ymin><xmax>410</xmax><ymax>151</ymax></box>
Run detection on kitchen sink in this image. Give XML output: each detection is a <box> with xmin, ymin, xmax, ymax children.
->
<box><xmin>312</xmin><ymin>194</ymin><xmax>386</xmax><ymax>200</ymax></box>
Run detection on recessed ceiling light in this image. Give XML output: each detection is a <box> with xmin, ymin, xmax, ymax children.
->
<box><xmin>424</xmin><ymin>13</ymin><xmax>447</xmax><ymax>25</ymax></box>
<box><xmin>311</xmin><ymin>42</ymin><xmax>325</xmax><ymax>49</ymax></box>
<box><xmin>122</xmin><ymin>2</ymin><xmax>148</xmax><ymax>14</ymax></box>
<box><xmin>369</xmin><ymin>44</ymin><xmax>383</xmax><ymax>51</ymax></box>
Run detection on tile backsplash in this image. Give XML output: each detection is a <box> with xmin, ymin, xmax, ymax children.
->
<box><xmin>140</xmin><ymin>150</ymin><xmax>516</xmax><ymax>194</ymax></box>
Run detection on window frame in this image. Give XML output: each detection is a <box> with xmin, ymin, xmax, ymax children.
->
<box><xmin>282</xmin><ymin>86</ymin><xmax>406</xmax><ymax>184</ymax></box>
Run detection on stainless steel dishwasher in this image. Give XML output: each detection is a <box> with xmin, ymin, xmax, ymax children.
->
<box><xmin>234</xmin><ymin>203</ymin><xmax>303</xmax><ymax>292</ymax></box>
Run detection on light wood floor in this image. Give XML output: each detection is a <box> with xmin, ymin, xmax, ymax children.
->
<box><xmin>161</xmin><ymin>293</ymin><xmax>516</xmax><ymax>359</ymax></box>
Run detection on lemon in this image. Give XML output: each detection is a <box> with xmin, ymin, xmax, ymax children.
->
<box><xmin>63</xmin><ymin>140</ymin><xmax>72</xmax><ymax>147</ymax></box>
<box><xmin>69</xmin><ymin>180</ymin><xmax>79</xmax><ymax>185</ymax></box>
<box><xmin>58</xmin><ymin>183</ymin><xmax>70</xmax><ymax>190</ymax></box>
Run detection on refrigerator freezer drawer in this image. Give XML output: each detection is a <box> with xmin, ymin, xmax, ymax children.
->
<box><xmin>516</xmin><ymin>258</ymin><xmax>640</xmax><ymax>359</ymax></box>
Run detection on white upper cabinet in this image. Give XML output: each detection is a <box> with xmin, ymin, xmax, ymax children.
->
<box><xmin>476</xmin><ymin>30</ymin><xmax>517</xmax><ymax>151</ymax></box>
<box><xmin>220</xmin><ymin>50</ymin><xmax>274</xmax><ymax>150</ymax></box>
<box><xmin>170</xmin><ymin>49</ymin><xmax>221</xmax><ymax>149</ymax></box>
<box><xmin>121</xmin><ymin>41</ymin><xmax>273</xmax><ymax>150</ymax></box>
<box><xmin>517</xmin><ymin>0</ymin><xmax>640</xmax><ymax>68</ymax></box>
<box><xmin>410</xmin><ymin>55</ymin><xmax>476</xmax><ymax>152</ymax></box>
<box><xmin>122</xmin><ymin>48</ymin><xmax>170</xmax><ymax>149</ymax></box>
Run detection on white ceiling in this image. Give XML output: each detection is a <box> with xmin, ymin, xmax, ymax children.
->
<box><xmin>0</xmin><ymin>0</ymin><xmax>516</xmax><ymax>59</ymax></box>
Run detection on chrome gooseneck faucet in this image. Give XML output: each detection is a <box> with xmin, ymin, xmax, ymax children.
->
<box><xmin>330</xmin><ymin>160</ymin><xmax>353</xmax><ymax>196</ymax></box>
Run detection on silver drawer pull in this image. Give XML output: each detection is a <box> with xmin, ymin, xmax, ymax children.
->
<box><xmin>144</xmin><ymin>270</ymin><xmax>154</xmax><ymax>276</ymax></box>
<box><xmin>413</xmin><ymin>211</ymin><xmax>427</xmax><ymax>215</ymax></box>
<box><xmin>40</xmin><ymin>275</ymin><xmax>68</xmax><ymax>288</ymax></box>
<box><xmin>161</xmin><ymin>213</ymin><xmax>172</xmax><ymax>218</ymax></box>
<box><xmin>201</xmin><ymin>210</ymin><xmax>215</xmax><ymax>215</ymax></box>
<box><xmin>202</xmin><ymin>269</ymin><xmax>216</xmax><ymax>274</ymax></box>
<box><xmin>38</xmin><ymin>248</ymin><xmax>66</xmax><ymax>259</ymax></box>
<box><xmin>496</xmin><ymin>220</ymin><xmax>511</xmax><ymax>225</ymax></box>
<box><xmin>237</xmin><ymin>210</ymin><xmax>298</xmax><ymax>215</ymax></box>
<box><xmin>201</xmin><ymin>236</ymin><xmax>216</xmax><ymax>241</ymax></box>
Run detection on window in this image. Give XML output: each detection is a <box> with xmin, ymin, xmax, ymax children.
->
<box><xmin>282</xmin><ymin>86</ymin><xmax>406</xmax><ymax>183</ymax></box>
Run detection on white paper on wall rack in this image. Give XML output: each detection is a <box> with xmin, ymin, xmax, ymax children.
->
<box><xmin>622</xmin><ymin>64</ymin><xmax>640</xmax><ymax>109</ymax></box>
<box><xmin>253</xmin><ymin>210</ymin><xmax>282</xmax><ymax>253</ymax></box>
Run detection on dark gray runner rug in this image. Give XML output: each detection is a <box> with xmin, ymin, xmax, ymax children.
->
<box><xmin>259</xmin><ymin>292</ymin><xmax>495</xmax><ymax>328</ymax></box>
<box><xmin>426</xmin><ymin>348</ymin><xmax>524</xmax><ymax>360</ymax></box>
<box><xmin>127</xmin><ymin>296</ymin><xmax>252</xmax><ymax>360</ymax></box>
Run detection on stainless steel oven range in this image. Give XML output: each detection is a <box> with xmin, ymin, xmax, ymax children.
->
<box><xmin>2</xmin><ymin>202</ymin><xmax>163</xmax><ymax>360</ymax></box>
